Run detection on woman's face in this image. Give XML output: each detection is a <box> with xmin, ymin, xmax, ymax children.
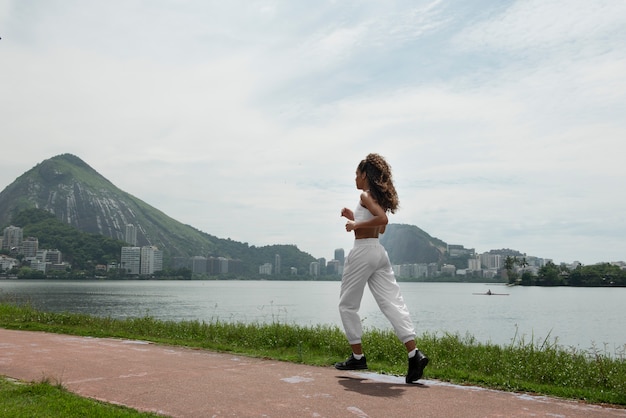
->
<box><xmin>355</xmin><ymin>169</ymin><xmax>367</xmax><ymax>190</ymax></box>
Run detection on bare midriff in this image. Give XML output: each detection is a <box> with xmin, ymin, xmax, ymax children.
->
<box><xmin>354</xmin><ymin>227</ymin><xmax>381</xmax><ymax>239</ymax></box>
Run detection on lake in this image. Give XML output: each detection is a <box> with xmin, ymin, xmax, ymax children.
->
<box><xmin>1</xmin><ymin>280</ymin><xmax>624</xmax><ymax>354</ymax></box>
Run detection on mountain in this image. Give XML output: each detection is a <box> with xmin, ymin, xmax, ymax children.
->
<box><xmin>380</xmin><ymin>224</ymin><xmax>446</xmax><ymax>265</ymax></box>
<box><xmin>0</xmin><ymin>154</ymin><xmax>316</xmax><ymax>273</ymax></box>
<box><xmin>0</xmin><ymin>154</ymin><xmax>210</xmax><ymax>254</ymax></box>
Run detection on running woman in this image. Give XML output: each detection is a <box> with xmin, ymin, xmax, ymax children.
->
<box><xmin>334</xmin><ymin>153</ymin><xmax>429</xmax><ymax>384</ymax></box>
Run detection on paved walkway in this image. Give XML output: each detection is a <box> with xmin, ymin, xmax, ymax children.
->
<box><xmin>1</xmin><ymin>329</ymin><xmax>625</xmax><ymax>417</ymax></box>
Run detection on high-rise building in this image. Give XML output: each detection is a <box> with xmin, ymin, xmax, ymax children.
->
<box><xmin>259</xmin><ymin>263</ymin><xmax>272</xmax><ymax>275</ymax></box>
<box><xmin>480</xmin><ymin>253</ymin><xmax>502</xmax><ymax>269</ymax></box>
<box><xmin>36</xmin><ymin>249</ymin><xmax>62</xmax><ymax>264</ymax></box>
<box><xmin>217</xmin><ymin>257</ymin><xmax>229</xmax><ymax>274</ymax></box>
<box><xmin>190</xmin><ymin>256</ymin><xmax>208</xmax><ymax>274</ymax></box>
<box><xmin>121</xmin><ymin>247</ymin><xmax>141</xmax><ymax>275</ymax></box>
<box><xmin>327</xmin><ymin>259</ymin><xmax>340</xmax><ymax>275</ymax></box>
<box><xmin>334</xmin><ymin>248</ymin><xmax>345</xmax><ymax>266</ymax></box>
<box><xmin>2</xmin><ymin>226</ymin><xmax>23</xmax><ymax>252</ymax></box>
<box><xmin>207</xmin><ymin>257</ymin><xmax>219</xmax><ymax>275</ymax></box>
<box><xmin>309</xmin><ymin>261</ymin><xmax>320</xmax><ymax>276</ymax></box>
<box><xmin>468</xmin><ymin>257</ymin><xmax>481</xmax><ymax>271</ymax></box>
<box><xmin>125</xmin><ymin>224</ymin><xmax>138</xmax><ymax>246</ymax></box>
<box><xmin>21</xmin><ymin>237</ymin><xmax>39</xmax><ymax>258</ymax></box>
<box><xmin>274</xmin><ymin>254</ymin><xmax>281</xmax><ymax>275</ymax></box>
<box><xmin>317</xmin><ymin>257</ymin><xmax>326</xmax><ymax>275</ymax></box>
<box><xmin>140</xmin><ymin>246</ymin><xmax>163</xmax><ymax>275</ymax></box>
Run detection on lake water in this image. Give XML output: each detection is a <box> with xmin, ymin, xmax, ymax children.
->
<box><xmin>1</xmin><ymin>280</ymin><xmax>624</xmax><ymax>354</ymax></box>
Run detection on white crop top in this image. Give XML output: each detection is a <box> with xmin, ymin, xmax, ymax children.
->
<box><xmin>354</xmin><ymin>202</ymin><xmax>375</xmax><ymax>222</ymax></box>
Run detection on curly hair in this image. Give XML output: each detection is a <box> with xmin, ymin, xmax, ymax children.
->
<box><xmin>357</xmin><ymin>153</ymin><xmax>399</xmax><ymax>213</ymax></box>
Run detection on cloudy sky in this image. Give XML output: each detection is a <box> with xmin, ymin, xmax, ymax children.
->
<box><xmin>1</xmin><ymin>0</ymin><xmax>625</xmax><ymax>265</ymax></box>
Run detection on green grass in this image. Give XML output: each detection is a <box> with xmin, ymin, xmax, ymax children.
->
<box><xmin>1</xmin><ymin>302</ymin><xmax>625</xmax><ymax>409</ymax></box>
<box><xmin>0</xmin><ymin>376</ymin><xmax>160</xmax><ymax>417</ymax></box>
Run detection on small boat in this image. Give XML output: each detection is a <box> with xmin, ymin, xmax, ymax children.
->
<box><xmin>472</xmin><ymin>290</ymin><xmax>509</xmax><ymax>296</ymax></box>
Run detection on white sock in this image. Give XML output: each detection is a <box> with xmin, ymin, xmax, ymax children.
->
<box><xmin>408</xmin><ymin>349</ymin><xmax>417</xmax><ymax>358</ymax></box>
<box><xmin>353</xmin><ymin>353</ymin><xmax>364</xmax><ymax>360</ymax></box>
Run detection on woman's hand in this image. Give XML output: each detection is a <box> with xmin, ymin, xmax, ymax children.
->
<box><xmin>345</xmin><ymin>220</ymin><xmax>356</xmax><ymax>232</ymax></box>
<box><xmin>341</xmin><ymin>207</ymin><xmax>355</xmax><ymax>220</ymax></box>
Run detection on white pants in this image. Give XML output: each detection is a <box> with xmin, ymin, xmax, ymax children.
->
<box><xmin>339</xmin><ymin>238</ymin><xmax>416</xmax><ymax>345</ymax></box>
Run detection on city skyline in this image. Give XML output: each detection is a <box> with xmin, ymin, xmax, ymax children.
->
<box><xmin>4</xmin><ymin>223</ymin><xmax>622</xmax><ymax>281</ymax></box>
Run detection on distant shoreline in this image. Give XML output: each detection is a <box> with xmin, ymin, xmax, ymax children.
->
<box><xmin>3</xmin><ymin>276</ymin><xmax>626</xmax><ymax>287</ymax></box>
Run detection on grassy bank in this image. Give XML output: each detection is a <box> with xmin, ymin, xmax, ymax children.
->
<box><xmin>1</xmin><ymin>302</ymin><xmax>625</xmax><ymax>407</ymax></box>
<box><xmin>0</xmin><ymin>376</ymin><xmax>160</xmax><ymax>417</ymax></box>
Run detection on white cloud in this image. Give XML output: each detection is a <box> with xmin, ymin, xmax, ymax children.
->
<box><xmin>455</xmin><ymin>0</ymin><xmax>626</xmax><ymax>52</ymax></box>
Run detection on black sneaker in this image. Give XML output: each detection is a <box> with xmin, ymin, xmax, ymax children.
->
<box><xmin>405</xmin><ymin>350</ymin><xmax>429</xmax><ymax>384</ymax></box>
<box><xmin>334</xmin><ymin>354</ymin><xmax>368</xmax><ymax>370</ymax></box>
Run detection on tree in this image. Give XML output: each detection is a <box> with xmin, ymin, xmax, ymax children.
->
<box><xmin>520</xmin><ymin>271</ymin><xmax>535</xmax><ymax>286</ymax></box>
<box><xmin>17</xmin><ymin>267</ymin><xmax>46</xmax><ymax>279</ymax></box>
<box><xmin>536</xmin><ymin>261</ymin><xmax>565</xmax><ymax>286</ymax></box>
<box><xmin>504</xmin><ymin>256</ymin><xmax>519</xmax><ymax>284</ymax></box>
